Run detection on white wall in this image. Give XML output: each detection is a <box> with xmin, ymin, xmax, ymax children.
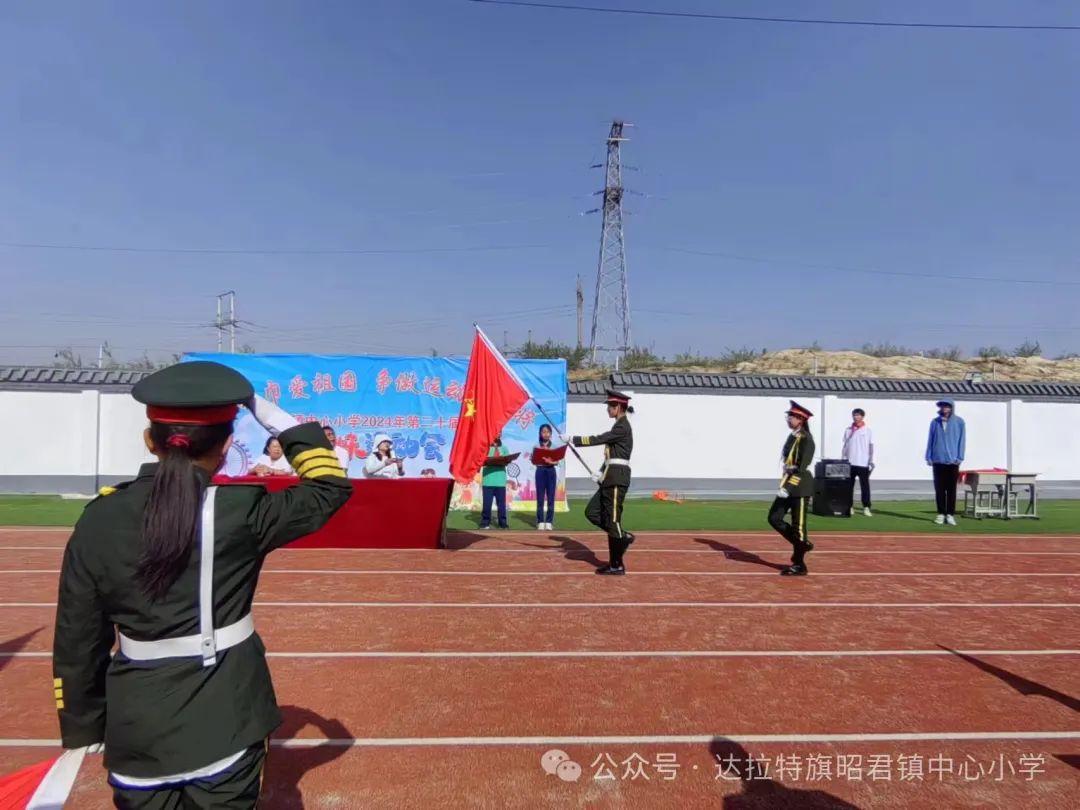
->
<box><xmin>568</xmin><ymin>394</ymin><xmax>824</xmax><ymax>481</ymax></box>
<box><xmin>1012</xmin><ymin>402</ymin><xmax>1079</xmax><ymax>480</ymax></box>
<box><xmin>0</xmin><ymin>388</ymin><xmax>1075</xmax><ymax>489</ymax></box>
<box><xmin>98</xmin><ymin>393</ymin><xmax>155</xmax><ymax>476</ymax></box>
<box><xmin>0</xmin><ymin>391</ymin><xmax>98</xmax><ymax>477</ymax></box>
<box><xmin>568</xmin><ymin>393</ymin><xmax>1037</xmax><ymax>482</ymax></box>
<box><xmin>819</xmin><ymin>396</ymin><xmax>1008</xmax><ymax>482</ymax></box>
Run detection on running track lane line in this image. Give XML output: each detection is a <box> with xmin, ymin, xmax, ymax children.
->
<box><xmin>1</xmin><ymin>546</ymin><xmax>1080</xmax><ymax>556</ymax></box>
<box><xmin>2</xmin><ymin>732</ymin><xmax>1079</xmax><ymax>748</ymax></box>
<box><xmin>1</xmin><ymin>570</ymin><xmax>1077</xmax><ymax>577</ymax></box>
<box><xmin>1</xmin><ymin>527</ymin><xmax>1076</xmax><ymax>540</ymax></box>
<box><xmin>2</xmin><ymin>600</ymin><xmax>1079</xmax><ymax>608</ymax></box>
<box><xmin>3</xmin><ymin>649</ymin><xmax>1078</xmax><ymax>660</ymax></box>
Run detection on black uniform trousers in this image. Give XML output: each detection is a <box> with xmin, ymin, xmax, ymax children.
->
<box><xmin>849</xmin><ymin>465</ymin><xmax>872</xmax><ymax>509</ymax></box>
<box><xmin>585</xmin><ymin>485</ymin><xmax>629</xmax><ymax>566</ymax></box>
<box><xmin>768</xmin><ymin>495</ymin><xmax>811</xmax><ymax>565</ymax></box>
<box><xmin>110</xmin><ymin>741</ymin><xmax>267</xmax><ymax>810</ymax></box>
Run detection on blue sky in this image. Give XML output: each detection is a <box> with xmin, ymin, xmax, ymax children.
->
<box><xmin>2</xmin><ymin>0</ymin><xmax>1078</xmax><ymax>365</ymax></box>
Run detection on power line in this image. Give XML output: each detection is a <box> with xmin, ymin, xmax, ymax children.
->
<box><xmin>633</xmin><ymin>308</ymin><xmax>1080</xmax><ymax>332</ymax></box>
<box><xmin>646</xmin><ymin>246</ymin><xmax>1080</xmax><ymax>287</ymax></box>
<box><xmin>0</xmin><ymin>241</ymin><xmax>569</xmax><ymax>256</ymax></box>
<box><xmin>468</xmin><ymin>0</ymin><xmax>1080</xmax><ymax>31</ymax></box>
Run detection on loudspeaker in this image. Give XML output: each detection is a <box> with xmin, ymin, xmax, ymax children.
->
<box><xmin>812</xmin><ymin>460</ymin><xmax>852</xmax><ymax>517</ymax></box>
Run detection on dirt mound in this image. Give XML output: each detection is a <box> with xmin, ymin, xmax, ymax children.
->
<box><xmin>569</xmin><ymin>351</ymin><xmax>1080</xmax><ymax>383</ymax></box>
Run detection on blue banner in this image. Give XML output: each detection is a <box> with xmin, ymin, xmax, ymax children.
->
<box><xmin>181</xmin><ymin>353</ymin><xmax>569</xmax><ymax>512</ymax></box>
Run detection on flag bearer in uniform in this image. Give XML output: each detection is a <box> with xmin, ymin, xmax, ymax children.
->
<box><xmin>767</xmin><ymin>401</ymin><xmax>816</xmax><ymax>576</ymax></box>
<box><xmin>51</xmin><ymin>360</ymin><xmax>353</xmax><ymax>809</ymax></box>
<box><xmin>563</xmin><ymin>390</ymin><xmax>635</xmax><ymax>575</ymax></box>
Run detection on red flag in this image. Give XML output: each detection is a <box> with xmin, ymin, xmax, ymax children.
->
<box><xmin>0</xmin><ymin>747</ymin><xmax>89</xmax><ymax>809</ymax></box>
<box><xmin>448</xmin><ymin>326</ymin><xmax>530</xmax><ymax>484</ymax></box>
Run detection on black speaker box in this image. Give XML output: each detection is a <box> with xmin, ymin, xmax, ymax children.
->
<box><xmin>811</xmin><ymin>460</ymin><xmax>852</xmax><ymax>517</ymax></box>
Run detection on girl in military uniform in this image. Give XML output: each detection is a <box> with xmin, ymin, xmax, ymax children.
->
<box><xmin>564</xmin><ymin>390</ymin><xmax>635</xmax><ymax>575</ymax></box>
<box><xmin>51</xmin><ymin>360</ymin><xmax>353</xmax><ymax>809</ymax></box>
<box><xmin>767</xmin><ymin>401</ymin><xmax>816</xmax><ymax>576</ymax></box>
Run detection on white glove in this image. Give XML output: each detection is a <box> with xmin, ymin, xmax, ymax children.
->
<box><xmin>86</xmin><ymin>742</ymin><xmax>104</xmax><ymax>754</ymax></box>
<box><xmin>591</xmin><ymin>473</ymin><xmax>601</xmax><ymax>484</ymax></box>
<box><xmin>777</xmin><ymin>487</ymin><xmax>789</xmax><ymax>498</ymax></box>
<box><xmin>559</xmin><ymin>433</ymin><xmax>570</xmax><ymax>444</ymax></box>
<box><xmin>246</xmin><ymin>394</ymin><xmax>299</xmax><ymax>436</ymax></box>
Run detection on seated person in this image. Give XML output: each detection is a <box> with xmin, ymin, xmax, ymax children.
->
<box><xmin>363</xmin><ymin>433</ymin><xmax>405</xmax><ymax>478</ymax></box>
<box><xmin>250</xmin><ymin>436</ymin><xmax>294</xmax><ymax>476</ymax></box>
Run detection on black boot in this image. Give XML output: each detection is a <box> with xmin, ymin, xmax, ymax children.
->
<box><xmin>783</xmin><ymin>545</ymin><xmax>809</xmax><ymax>576</ymax></box>
<box><xmin>597</xmin><ymin>536</ymin><xmax>626</xmax><ymax>575</ymax></box>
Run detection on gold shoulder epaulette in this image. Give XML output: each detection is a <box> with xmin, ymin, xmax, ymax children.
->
<box><xmin>98</xmin><ymin>486</ymin><xmax>117</xmax><ymax>497</ymax></box>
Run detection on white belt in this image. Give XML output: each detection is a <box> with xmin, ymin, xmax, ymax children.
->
<box><xmin>605</xmin><ymin>458</ymin><xmax>630</xmax><ymax>467</ymax></box>
<box><xmin>118</xmin><ymin>487</ymin><xmax>247</xmax><ymax>668</ymax></box>
<box><xmin>118</xmin><ymin>614</ymin><xmax>254</xmax><ymax>662</ymax></box>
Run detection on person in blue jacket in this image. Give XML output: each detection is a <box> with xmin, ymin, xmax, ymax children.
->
<box><xmin>926</xmin><ymin>399</ymin><xmax>965</xmax><ymax>525</ymax></box>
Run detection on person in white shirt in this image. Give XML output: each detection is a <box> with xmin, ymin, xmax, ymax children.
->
<box><xmin>250</xmin><ymin>436</ymin><xmax>294</xmax><ymax>476</ymax></box>
<box><xmin>323</xmin><ymin>426</ymin><xmax>351</xmax><ymax>475</ymax></box>
<box><xmin>363</xmin><ymin>433</ymin><xmax>405</xmax><ymax>479</ymax></box>
<box><xmin>841</xmin><ymin>408</ymin><xmax>874</xmax><ymax>516</ymax></box>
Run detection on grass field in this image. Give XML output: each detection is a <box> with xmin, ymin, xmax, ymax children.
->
<box><xmin>1</xmin><ymin>494</ymin><xmax>1073</xmax><ymax>533</ymax></box>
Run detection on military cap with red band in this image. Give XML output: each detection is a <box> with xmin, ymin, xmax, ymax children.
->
<box><xmin>785</xmin><ymin>400</ymin><xmax>813</xmax><ymax>420</ymax></box>
<box><xmin>605</xmin><ymin>389</ymin><xmax>632</xmax><ymax>406</ymax></box>
<box><xmin>132</xmin><ymin>360</ymin><xmax>254</xmax><ymax>426</ymax></box>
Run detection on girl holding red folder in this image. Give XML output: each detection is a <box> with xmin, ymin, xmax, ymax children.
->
<box><xmin>534</xmin><ymin>424</ymin><xmax>558</xmax><ymax>530</ymax></box>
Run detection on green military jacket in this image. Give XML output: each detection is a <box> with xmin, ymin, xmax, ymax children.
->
<box><xmin>781</xmin><ymin>428</ymin><xmax>816</xmax><ymax>498</ymax></box>
<box><xmin>572</xmin><ymin>416</ymin><xmax>633</xmax><ymax>488</ymax></box>
<box><xmin>52</xmin><ymin>422</ymin><xmax>352</xmax><ymax>778</ymax></box>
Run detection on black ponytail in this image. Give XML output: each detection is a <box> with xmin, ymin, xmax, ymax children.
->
<box><xmin>138</xmin><ymin>421</ymin><xmax>233</xmax><ymax>601</ymax></box>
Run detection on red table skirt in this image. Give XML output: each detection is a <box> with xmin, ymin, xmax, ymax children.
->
<box><xmin>210</xmin><ymin>475</ymin><xmax>454</xmax><ymax>549</ymax></box>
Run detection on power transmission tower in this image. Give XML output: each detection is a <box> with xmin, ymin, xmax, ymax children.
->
<box><xmin>216</xmin><ymin>291</ymin><xmax>237</xmax><ymax>353</ymax></box>
<box><xmin>588</xmin><ymin>120</ymin><xmax>632</xmax><ymax>367</ymax></box>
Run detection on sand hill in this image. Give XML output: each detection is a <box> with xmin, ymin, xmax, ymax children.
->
<box><xmin>569</xmin><ymin>350</ymin><xmax>1080</xmax><ymax>383</ymax></box>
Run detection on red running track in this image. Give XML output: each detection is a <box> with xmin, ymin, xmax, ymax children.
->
<box><xmin>0</xmin><ymin>528</ymin><xmax>1077</xmax><ymax>808</ymax></box>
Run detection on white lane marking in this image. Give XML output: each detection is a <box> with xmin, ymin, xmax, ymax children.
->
<box><xmin>3</xmin><ymin>601</ymin><xmax>1078</xmax><ymax>609</ymax></box>
<box><xmin>3</xmin><ymin>731</ymin><xmax>1079</xmax><ymax>748</ymax></box>
<box><xmin>4</xmin><ymin>648</ymin><xmax>1077</xmax><ymax>661</ymax></box>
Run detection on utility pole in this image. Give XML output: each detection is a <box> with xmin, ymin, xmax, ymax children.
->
<box><xmin>216</xmin><ymin>291</ymin><xmax>237</xmax><ymax>353</ymax></box>
<box><xmin>588</xmin><ymin>120</ymin><xmax>633</xmax><ymax>367</ymax></box>
<box><xmin>576</xmin><ymin>275</ymin><xmax>584</xmax><ymax>350</ymax></box>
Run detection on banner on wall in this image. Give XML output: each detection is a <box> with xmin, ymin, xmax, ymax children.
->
<box><xmin>181</xmin><ymin>353</ymin><xmax>569</xmax><ymax>512</ymax></box>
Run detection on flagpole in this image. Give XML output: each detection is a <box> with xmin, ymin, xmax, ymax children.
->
<box><xmin>531</xmin><ymin>397</ymin><xmax>595</xmax><ymax>477</ymax></box>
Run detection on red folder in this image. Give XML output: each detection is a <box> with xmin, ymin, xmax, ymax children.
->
<box><xmin>483</xmin><ymin>452</ymin><xmax>520</xmax><ymax>468</ymax></box>
<box><xmin>531</xmin><ymin>445</ymin><xmax>567</xmax><ymax>465</ymax></box>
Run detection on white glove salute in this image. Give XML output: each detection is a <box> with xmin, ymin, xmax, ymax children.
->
<box><xmin>246</xmin><ymin>394</ymin><xmax>299</xmax><ymax>436</ymax></box>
